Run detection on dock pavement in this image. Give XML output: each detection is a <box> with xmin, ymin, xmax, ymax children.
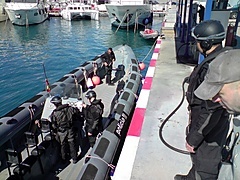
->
<box><xmin>112</xmin><ymin>6</ymin><xmax>196</xmax><ymax>180</ymax></box>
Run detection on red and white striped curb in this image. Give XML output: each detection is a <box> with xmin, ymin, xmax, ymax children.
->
<box><xmin>112</xmin><ymin>37</ymin><xmax>162</xmax><ymax>180</ymax></box>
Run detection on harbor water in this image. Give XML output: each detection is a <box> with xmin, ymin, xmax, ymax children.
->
<box><xmin>0</xmin><ymin>16</ymin><xmax>163</xmax><ymax>117</ymax></box>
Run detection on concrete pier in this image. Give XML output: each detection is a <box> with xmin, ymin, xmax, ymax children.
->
<box><xmin>112</xmin><ymin>5</ymin><xmax>194</xmax><ymax>180</ymax></box>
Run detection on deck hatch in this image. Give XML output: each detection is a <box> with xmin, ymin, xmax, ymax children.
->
<box><xmin>6</xmin><ymin>118</ymin><xmax>18</xmax><ymax>125</ymax></box>
<box><xmin>131</xmin><ymin>66</ymin><xmax>138</xmax><ymax>72</ymax></box>
<box><xmin>106</xmin><ymin>120</ymin><xmax>118</xmax><ymax>133</ymax></box>
<box><xmin>57</xmin><ymin>76</ymin><xmax>68</xmax><ymax>82</ymax></box>
<box><xmin>69</xmin><ymin>69</ymin><xmax>78</xmax><ymax>74</ymax></box>
<box><xmin>115</xmin><ymin>104</ymin><xmax>124</xmax><ymax>115</ymax></box>
<box><xmin>131</xmin><ymin>59</ymin><xmax>137</xmax><ymax>64</ymax></box>
<box><xmin>94</xmin><ymin>137</ymin><xmax>110</xmax><ymax>158</ymax></box>
<box><xmin>81</xmin><ymin>62</ymin><xmax>90</xmax><ymax>67</ymax></box>
<box><xmin>81</xmin><ymin>164</ymin><xmax>97</xmax><ymax>179</ymax></box>
<box><xmin>121</xmin><ymin>92</ymin><xmax>130</xmax><ymax>101</ymax></box>
<box><xmin>50</xmin><ymin>85</ymin><xmax>57</xmax><ymax>89</ymax></box>
<box><xmin>126</xmin><ymin>82</ymin><xmax>134</xmax><ymax>90</ymax></box>
<box><xmin>4</xmin><ymin>107</ymin><xmax>25</xmax><ymax>117</ymax></box>
<box><xmin>130</xmin><ymin>74</ymin><xmax>137</xmax><ymax>80</ymax></box>
<box><xmin>24</xmin><ymin>95</ymin><xmax>42</xmax><ymax>103</ymax></box>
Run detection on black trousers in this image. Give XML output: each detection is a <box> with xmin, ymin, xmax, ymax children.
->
<box><xmin>58</xmin><ymin>128</ymin><xmax>77</xmax><ymax>160</ymax></box>
<box><xmin>105</xmin><ymin>65</ymin><xmax>112</xmax><ymax>84</ymax></box>
<box><xmin>187</xmin><ymin>141</ymin><xmax>222</xmax><ymax>180</ymax></box>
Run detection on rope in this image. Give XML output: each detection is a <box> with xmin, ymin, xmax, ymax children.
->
<box><xmin>115</xmin><ymin>10</ymin><xmax>129</xmax><ymax>34</ymax></box>
<box><xmin>86</xmin><ymin>155</ymin><xmax>115</xmax><ymax>169</ymax></box>
<box><xmin>73</xmin><ymin>74</ymin><xmax>81</xmax><ymax>99</ymax></box>
<box><xmin>134</xmin><ymin>11</ymin><xmax>138</xmax><ymax>33</ymax></box>
<box><xmin>82</xmin><ymin>68</ymin><xmax>88</xmax><ymax>82</ymax></box>
<box><xmin>92</xmin><ymin>61</ymin><xmax>97</xmax><ymax>76</ymax></box>
<box><xmin>140</xmin><ymin>38</ymin><xmax>158</xmax><ymax>63</ymax></box>
<box><xmin>27</xmin><ymin>104</ymin><xmax>35</xmax><ymax>131</ymax></box>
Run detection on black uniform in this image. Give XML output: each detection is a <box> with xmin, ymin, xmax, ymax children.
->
<box><xmin>101</xmin><ymin>51</ymin><xmax>115</xmax><ymax>84</ymax></box>
<box><xmin>198</xmin><ymin>5</ymin><xmax>205</xmax><ymax>23</ymax></box>
<box><xmin>83</xmin><ymin>99</ymin><xmax>104</xmax><ymax>147</ymax></box>
<box><xmin>185</xmin><ymin>46</ymin><xmax>231</xmax><ymax>179</ymax></box>
<box><xmin>51</xmin><ymin>104</ymin><xmax>81</xmax><ymax>162</ymax></box>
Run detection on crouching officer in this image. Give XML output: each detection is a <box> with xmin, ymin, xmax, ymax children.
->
<box><xmin>50</xmin><ymin>95</ymin><xmax>81</xmax><ymax>164</ymax></box>
<box><xmin>82</xmin><ymin>90</ymin><xmax>104</xmax><ymax>147</ymax></box>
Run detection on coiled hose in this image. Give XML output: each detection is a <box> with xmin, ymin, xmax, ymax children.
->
<box><xmin>159</xmin><ymin>77</ymin><xmax>190</xmax><ymax>155</ymax></box>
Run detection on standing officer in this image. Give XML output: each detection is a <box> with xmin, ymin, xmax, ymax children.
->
<box><xmin>174</xmin><ymin>20</ymin><xmax>231</xmax><ymax>180</ymax></box>
<box><xmin>50</xmin><ymin>95</ymin><xmax>80</xmax><ymax>164</ymax></box>
<box><xmin>197</xmin><ymin>4</ymin><xmax>205</xmax><ymax>23</ymax></box>
<box><xmin>82</xmin><ymin>90</ymin><xmax>104</xmax><ymax>147</ymax></box>
<box><xmin>194</xmin><ymin>49</ymin><xmax>240</xmax><ymax>180</ymax></box>
<box><xmin>101</xmin><ymin>48</ymin><xmax>116</xmax><ymax>85</ymax></box>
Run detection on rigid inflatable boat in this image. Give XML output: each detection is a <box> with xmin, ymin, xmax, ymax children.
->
<box><xmin>0</xmin><ymin>44</ymin><xmax>142</xmax><ymax>180</ymax></box>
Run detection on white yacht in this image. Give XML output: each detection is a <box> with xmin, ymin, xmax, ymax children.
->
<box><xmin>5</xmin><ymin>0</ymin><xmax>49</xmax><ymax>26</ymax></box>
<box><xmin>0</xmin><ymin>0</ymin><xmax>8</xmax><ymax>22</ymax></box>
<box><xmin>61</xmin><ymin>2</ymin><xmax>99</xmax><ymax>21</ymax></box>
<box><xmin>105</xmin><ymin>0</ymin><xmax>152</xmax><ymax>29</ymax></box>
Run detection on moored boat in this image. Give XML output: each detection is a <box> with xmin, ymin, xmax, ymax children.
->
<box><xmin>105</xmin><ymin>0</ymin><xmax>152</xmax><ymax>29</ymax></box>
<box><xmin>48</xmin><ymin>7</ymin><xmax>61</xmax><ymax>17</ymax></box>
<box><xmin>0</xmin><ymin>0</ymin><xmax>8</xmax><ymax>22</ymax></box>
<box><xmin>140</xmin><ymin>28</ymin><xmax>159</xmax><ymax>39</ymax></box>
<box><xmin>0</xmin><ymin>44</ymin><xmax>142</xmax><ymax>180</ymax></box>
<box><xmin>61</xmin><ymin>2</ymin><xmax>99</xmax><ymax>21</ymax></box>
<box><xmin>4</xmin><ymin>0</ymin><xmax>49</xmax><ymax>26</ymax></box>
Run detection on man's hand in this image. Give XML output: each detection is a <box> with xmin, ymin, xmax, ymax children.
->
<box><xmin>82</xmin><ymin>103</ymin><xmax>86</xmax><ymax>108</ymax></box>
<box><xmin>88</xmin><ymin>132</ymin><xmax>92</xmax><ymax>136</ymax></box>
<box><xmin>35</xmin><ymin>120</ymin><xmax>41</xmax><ymax>128</ymax></box>
<box><xmin>104</xmin><ymin>62</ymin><xmax>108</xmax><ymax>66</ymax></box>
<box><xmin>186</xmin><ymin>142</ymin><xmax>195</xmax><ymax>153</ymax></box>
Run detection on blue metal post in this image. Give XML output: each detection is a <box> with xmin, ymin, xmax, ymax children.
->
<box><xmin>184</xmin><ymin>0</ymin><xmax>193</xmax><ymax>56</ymax></box>
<box><xmin>175</xmin><ymin>0</ymin><xmax>182</xmax><ymax>37</ymax></box>
<box><xmin>179</xmin><ymin>0</ymin><xmax>184</xmax><ymax>37</ymax></box>
<box><xmin>181</xmin><ymin>0</ymin><xmax>189</xmax><ymax>42</ymax></box>
<box><xmin>234</xmin><ymin>6</ymin><xmax>240</xmax><ymax>35</ymax></box>
<box><xmin>198</xmin><ymin>0</ymin><xmax>213</xmax><ymax>64</ymax></box>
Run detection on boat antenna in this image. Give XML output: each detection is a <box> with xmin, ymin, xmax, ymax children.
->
<box><xmin>42</xmin><ymin>63</ymin><xmax>51</xmax><ymax>93</ymax></box>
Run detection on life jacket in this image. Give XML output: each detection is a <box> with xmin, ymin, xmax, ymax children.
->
<box><xmin>84</xmin><ymin>99</ymin><xmax>104</xmax><ymax>121</ymax></box>
<box><xmin>52</xmin><ymin>104</ymin><xmax>80</xmax><ymax>129</ymax></box>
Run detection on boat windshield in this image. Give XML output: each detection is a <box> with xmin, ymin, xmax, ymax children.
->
<box><xmin>50</xmin><ymin>82</ymin><xmax>83</xmax><ymax>100</ymax></box>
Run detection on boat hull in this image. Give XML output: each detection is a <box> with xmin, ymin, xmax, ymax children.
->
<box><xmin>0</xmin><ymin>2</ymin><xmax>8</xmax><ymax>22</ymax></box>
<box><xmin>61</xmin><ymin>3</ymin><xmax>99</xmax><ymax>21</ymax></box>
<box><xmin>5</xmin><ymin>3</ymin><xmax>49</xmax><ymax>26</ymax></box>
<box><xmin>105</xmin><ymin>4</ymin><xmax>151</xmax><ymax>28</ymax></box>
<box><xmin>0</xmin><ymin>14</ymin><xmax>7</xmax><ymax>22</ymax></box>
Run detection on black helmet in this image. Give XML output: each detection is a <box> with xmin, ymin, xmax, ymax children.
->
<box><xmin>85</xmin><ymin>90</ymin><xmax>96</xmax><ymax>99</ymax></box>
<box><xmin>50</xmin><ymin>95</ymin><xmax>62</xmax><ymax>105</ymax></box>
<box><xmin>191</xmin><ymin>20</ymin><xmax>225</xmax><ymax>44</ymax></box>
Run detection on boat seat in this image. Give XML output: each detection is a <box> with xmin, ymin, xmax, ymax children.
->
<box><xmin>13</xmin><ymin>156</ymin><xmax>38</xmax><ymax>176</ymax></box>
<box><xmin>5</xmin><ymin>148</ymin><xmax>37</xmax><ymax>179</ymax></box>
<box><xmin>24</xmin><ymin>132</ymin><xmax>44</xmax><ymax>174</ymax></box>
<box><xmin>40</xmin><ymin>118</ymin><xmax>54</xmax><ymax>142</ymax></box>
<box><xmin>31</xmin><ymin>141</ymin><xmax>50</xmax><ymax>156</ymax></box>
<box><xmin>6</xmin><ymin>174</ymin><xmax>20</xmax><ymax>180</ymax></box>
<box><xmin>44</xmin><ymin>133</ymin><xmax>52</xmax><ymax>141</ymax></box>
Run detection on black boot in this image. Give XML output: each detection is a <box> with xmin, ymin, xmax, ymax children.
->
<box><xmin>174</xmin><ymin>174</ymin><xmax>190</xmax><ymax>180</ymax></box>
